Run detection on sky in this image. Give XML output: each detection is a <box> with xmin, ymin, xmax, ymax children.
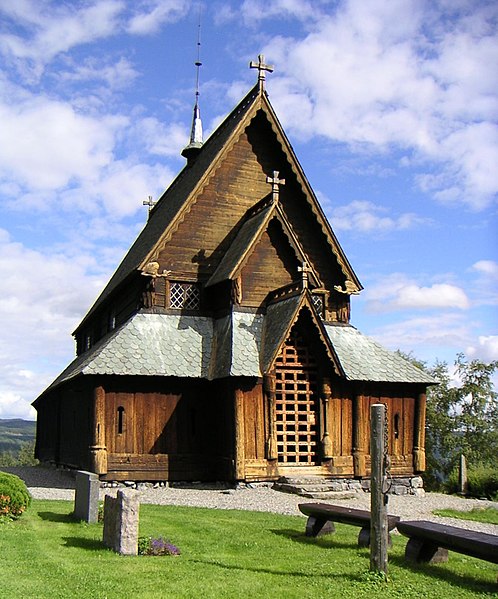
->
<box><xmin>0</xmin><ymin>0</ymin><xmax>497</xmax><ymax>420</ymax></box>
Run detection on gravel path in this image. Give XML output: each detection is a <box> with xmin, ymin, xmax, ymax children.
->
<box><xmin>3</xmin><ymin>466</ymin><xmax>498</xmax><ymax>535</ymax></box>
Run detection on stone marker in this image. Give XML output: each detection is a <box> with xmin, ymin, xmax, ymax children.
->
<box><xmin>74</xmin><ymin>470</ymin><xmax>100</xmax><ymax>523</ymax></box>
<box><xmin>102</xmin><ymin>489</ymin><xmax>139</xmax><ymax>555</ymax></box>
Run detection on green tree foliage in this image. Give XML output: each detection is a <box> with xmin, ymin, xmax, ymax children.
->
<box><xmin>0</xmin><ymin>441</ymin><xmax>38</xmax><ymax>467</ymax></box>
<box><xmin>426</xmin><ymin>354</ymin><xmax>498</xmax><ymax>488</ymax></box>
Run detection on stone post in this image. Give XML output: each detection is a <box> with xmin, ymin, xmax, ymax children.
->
<box><xmin>103</xmin><ymin>489</ymin><xmax>140</xmax><ymax>555</ymax></box>
<box><xmin>74</xmin><ymin>470</ymin><xmax>100</xmax><ymax>523</ymax></box>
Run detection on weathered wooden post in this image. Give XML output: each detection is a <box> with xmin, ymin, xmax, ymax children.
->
<box><xmin>370</xmin><ymin>403</ymin><xmax>388</xmax><ymax>575</ymax></box>
<box><xmin>459</xmin><ymin>454</ymin><xmax>468</xmax><ymax>496</ymax></box>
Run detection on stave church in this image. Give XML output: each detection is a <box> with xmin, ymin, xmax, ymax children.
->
<box><xmin>33</xmin><ymin>55</ymin><xmax>434</xmax><ymax>484</ymax></box>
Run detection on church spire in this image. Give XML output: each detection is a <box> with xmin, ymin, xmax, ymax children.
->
<box><xmin>182</xmin><ymin>17</ymin><xmax>203</xmax><ymax>163</ymax></box>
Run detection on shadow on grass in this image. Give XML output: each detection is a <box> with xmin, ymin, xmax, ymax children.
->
<box><xmin>389</xmin><ymin>553</ymin><xmax>497</xmax><ymax>594</ymax></box>
<box><xmin>37</xmin><ymin>511</ymin><xmax>75</xmax><ymax>524</ymax></box>
<box><xmin>270</xmin><ymin>528</ymin><xmax>360</xmax><ymax>551</ymax></box>
<box><xmin>190</xmin><ymin>558</ymin><xmax>357</xmax><ymax>581</ymax></box>
<box><xmin>62</xmin><ymin>536</ymin><xmax>106</xmax><ymax>551</ymax></box>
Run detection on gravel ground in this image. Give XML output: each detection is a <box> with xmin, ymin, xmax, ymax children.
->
<box><xmin>3</xmin><ymin>466</ymin><xmax>498</xmax><ymax>535</ymax></box>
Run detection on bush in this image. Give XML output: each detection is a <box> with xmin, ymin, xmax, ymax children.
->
<box><xmin>446</xmin><ymin>463</ymin><xmax>498</xmax><ymax>500</ymax></box>
<box><xmin>0</xmin><ymin>472</ymin><xmax>31</xmax><ymax>521</ymax></box>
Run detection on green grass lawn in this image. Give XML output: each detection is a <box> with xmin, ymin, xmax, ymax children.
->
<box><xmin>1</xmin><ymin>500</ymin><xmax>496</xmax><ymax>599</ymax></box>
<box><xmin>432</xmin><ymin>507</ymin><xmax>498</xmax><ymax>525</ymax></box>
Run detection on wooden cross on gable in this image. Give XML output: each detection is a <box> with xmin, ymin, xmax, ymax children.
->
<box><xmin>298</xmin><ymin>261</ymin><xmax>313</xmax><ymax>289</ymax></box>
<box><xmin>250</xmin><ymin>54</ymin><xmax>274</xmax><ymax>90</ymax></box>
<box><xmin>266</xmin><ymin>170</ymin><xmax>285</xmax><ymax>203</ymax></box>
<box><xmin>143</xmin><ymin>195</ymin><xmax>156</xmax><ymax>219</ymax></box>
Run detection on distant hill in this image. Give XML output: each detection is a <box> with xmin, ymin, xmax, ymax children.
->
<box><xmin>0</xmin><ymin>419</ymin><xmax>36</xmax><ymax>454</ymax></box>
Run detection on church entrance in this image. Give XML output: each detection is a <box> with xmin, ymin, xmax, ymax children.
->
<box><xmin>274</xmin><ymin>329</ymin><xmax>319</xmax><ymax>465</ymax></box>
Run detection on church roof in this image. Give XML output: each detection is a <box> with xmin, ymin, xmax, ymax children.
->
<box><xmin>75</xmin><ymin>79</ymin><xmax>360</xmax><ymax>334</ymax></box>
<box><xmin>40</xmin><ymin>307</ymin><xmax>433</xmax><ymax>402</ymax></box>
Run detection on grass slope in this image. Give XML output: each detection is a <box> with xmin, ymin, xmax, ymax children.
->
<box><xmin>0</xmin><ymin>500</ymin><xmax>496</xmax><ymax>599</ymax></box>
<box><xmin>0</xmin><ymin>419</ymin><xmax>36</xmax><ymax>453</ymax></box>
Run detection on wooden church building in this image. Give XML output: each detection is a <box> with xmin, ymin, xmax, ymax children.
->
<box><xmin>33</xmin><ymin>56</ymin><xmax>434</xmax><ymax>483</ymax></box>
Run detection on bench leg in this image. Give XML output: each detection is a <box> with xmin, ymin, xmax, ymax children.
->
<box><xmin>405</xmin><ymin>538</ymin><xmax>448</xmax><ymax>563</ymax></box>
<box><xmin>305</xmin><ymin>516</ymin><xmax>335</xmax><ymax>537</ymax></box>
<box><xmin>357</xmin><ymin>527</ymin><xmax>394</xmax><ymax>549</ymax></box>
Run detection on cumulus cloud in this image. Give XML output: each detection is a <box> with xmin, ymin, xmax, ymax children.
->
<box><xmin>365</xmin><ymin>273</ymin><xmax>470</xmax><ymax>312</ymax></box>
<box><xmin>0</xmin><ymin>228</ymin><xmax>112</xmax><ymax>419</ymax></box>
<box><xmin>466</xmin><ymin>335</ymin><xmax>498</xmax><ymax>362</ymax></box>
<box><xmin>329</xmin><ymin>200</ymin><xmax>429</xmax><ymax>232</ymax></box>
<box><xmin>126</xmin><ymin>0</ymin><xmax>190</xmax><ymax>35</ymax></box>
<box><xmin>260</xmin><ymin>0</ymin><xmax>498</xmax><ymax>209</ymax></box>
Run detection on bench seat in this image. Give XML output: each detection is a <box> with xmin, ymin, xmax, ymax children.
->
<box><xmin>397</xmin><ymin>520</ymin><xmax>498</xmax><ymax>564</ymax></box>
<box><xmin>298</xmin><ymin>502</ymin><xmax>400</xmax><ymax>548</ymax></box>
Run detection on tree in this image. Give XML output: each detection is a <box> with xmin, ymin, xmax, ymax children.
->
<box><xmin>425</xmin><ymin>354</ymin><xmax>498</xmax><ymax>488</ymax></box>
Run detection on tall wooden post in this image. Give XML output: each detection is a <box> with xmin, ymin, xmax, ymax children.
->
<box><xmin>370</xmin><ymin>403</ymin><xmax>388</xmax><ymax>575</ymax></box>
<box><xmin>353</xmin><ymin>392</ymin><xmax>367</xmax><ymax>477</ymax></box>
<box><xmin>264</xmin><ymin>372</ymin><xmax>278</xmax><ymax>460</ymax></box>
<box><xmin>321</xmin><ymin>378</ymin><xmax>333</xmax><ymax>459</ymax></box>
<box><xmin>89</xmin><ymin>386</ymin><xmax>107</xmax><ymax>475</ymax></box>
<box><xmin>234</xmin><ymin>388</ymin><xmax>246</xmax><ymax>480</ymax></box>
<box><xmin>413</xmin><ymin>391</ymin><xmax>426</xmax><ymax>472</ymax></box>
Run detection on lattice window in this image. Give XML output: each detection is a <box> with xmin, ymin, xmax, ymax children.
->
<box><xmin>311</xmin><ymin>293</ymin><xmax>324</xmax><ymax>318</ymax></box>
<box><xmin>169</xmin><ymin>282</ymin><xmax>200</xmax><ymax>310</ymax></box>
<box><xmin>274</xmin><ymin>330</ymin><xmax>318</xmax><ymax>465</ymax></box>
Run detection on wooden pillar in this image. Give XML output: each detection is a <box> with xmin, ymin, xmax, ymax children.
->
<box><xmin>264</xmin><ymin>372</ymin><xmax>278</xmax><ymax>460</ymax></box>
<box><xmin>353</xmin><ymin>391</ymin><xmax>368</xmax><ymax>477</ymax></box>
<box><xmin>89</xmin><ymin>386</ymin><xmax>107</xmax><ymax>475</ymax></box>
<box><xmin>234</xmin><ymin>387</ymin><xmax>246</xmax><ymax>480</ymax></box>
<box><xmin>413</xmin><ymin>391</ymin><xmax>426</xmax><ymax>472</ymax></box>
<box><xmin>320</xmin><ymin>378</ymin><xmax>333</xmax><ymax>459</ymax></box>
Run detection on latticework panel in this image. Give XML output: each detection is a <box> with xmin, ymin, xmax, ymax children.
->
<box><xmin>275</xmin><ymin>330</ymin><xmax>318</xmax><ymax>465</ymax></box>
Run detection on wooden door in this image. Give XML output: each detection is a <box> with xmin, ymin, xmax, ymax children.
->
<box><xmin>274</xmin><ymin>330</ymin><xmax>319</xmax><ymax>465</ymax></box>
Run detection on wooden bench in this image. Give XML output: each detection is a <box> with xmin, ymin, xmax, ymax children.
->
<box><xmin>397</xmin><ymin>520</ymin><xmax>498</xmax><ymax>564</ymax></box>
<box><xmin>298</xmin><ymin>502</ymin><xmax>400</xmax><ymax>548</ymax></box>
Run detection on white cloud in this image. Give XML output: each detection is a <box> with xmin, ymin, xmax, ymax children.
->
<box><xmin>126</xmin><ymin>0</ymin><xmax>189</xmax><ymax>35</ymax></box>
<box><xmin>263</xmin><ymin>1</ymin><xmax>498</xmax><ymax>209</ymax></box>
<box><xmin>0</xmin><ymin>93</ymin><xmax>124</xmax><ymax>191</ymax></box>
<box><xmin>0</xmin><ymin>228</ymin><xmax>112</xmax><ymax>419</ymax></box>
<box><xmin>56</xmin><ymin>57</ymin><xmax>139</xmax><ymax>90</ymax></box>
<box><xmin>329</xmin><ymin>200</ymin><xmax>428</xmax><ymax>233</ymax></box>
<box><xmin>466</xmin><ymin>335</ymin><xmax>498</xmax><ymax>362</ymax></box>
<box><xmin>472</xmin><ymin>260</ymin><xmax>498</xmax><ymax>278</ymax></box>
<box><xmin>365</xmin><ymin>273</ymin><xmax>470</xmax><ymax>312</ymax></box>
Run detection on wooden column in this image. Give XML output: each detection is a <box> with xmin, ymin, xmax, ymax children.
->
<box><xmin>264</xmin><ymin>372</ymin><xmax>278</xmax><ymax>460</ymax></box>
<box><xmin>234</xmin><ymin>387</ymin><xmax>246</xmax><ymax>480</ymax></box>
<box><xmin>353</xmin><ymin>391</ymin><xmax>368</xmax><ymax>477</ymax></box>
<box><xmin>89</xmin><ymin>386</ymin><xmax>107</xmax><ymax>475</ymax></box>
<box><xmin>413</xmin><ymin>391</ymin><xmax>426</xmax><ymax>472</ymax></box>
<box><xmin>320</xmin><ymin>378</ymin><xmax>333</xmax><ymax>459</ymax></box>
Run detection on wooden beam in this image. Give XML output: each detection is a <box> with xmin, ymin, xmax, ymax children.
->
<box><xmin>264</xmin><ymin>372</ymin><xmax>278</xmax><ymax>460</ymax></box>
<box><xmin>353</xmin><ymin>391</ymin><xmax>368</xmax><ymax>477</ymax></box>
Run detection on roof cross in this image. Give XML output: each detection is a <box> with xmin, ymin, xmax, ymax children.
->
<box><xmin>298</xmin><ymin>261</ymin><xmax>313</xmax><ymax>289</ymax></box>
<box><xmin>266</xmin><ymin>170</ymin><xmax>285</xmax><ymax>203</ymax></box>
<box><xmin>250</xmin><ymin>54</ymin><xmax>274</xmax><ymax>90</ymax></box>
<box><xmin>143</xmin><ymin>195</ymin><xmax>157</xmax><ymax>218</ymax></box>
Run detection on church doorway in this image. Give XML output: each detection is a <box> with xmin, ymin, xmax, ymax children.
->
<box><xmin>274</xmin><ymin>329</ymin><xmax>319</xmax><ymax>465</ymax></box>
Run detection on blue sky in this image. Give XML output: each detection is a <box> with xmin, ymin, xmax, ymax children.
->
<box><xmin>0</xmin><ymin>0</ymin><xmax>496</xmax><ymax>420</ymax></box>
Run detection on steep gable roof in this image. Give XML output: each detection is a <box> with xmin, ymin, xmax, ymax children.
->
<box><xmin>206</xmin><ymin>198</ymin><xmax>321</xmax><ymax>288</ymax></box>
<box><xmin>76</xmin><ymin>81</ymin><xmax>361</xmax><ymax>333</ymax></box>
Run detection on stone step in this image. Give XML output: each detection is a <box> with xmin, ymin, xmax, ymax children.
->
<box><xmin>273</xmin><ymin>480</ymin><xmax>357</xmax><ymax>500</ymax></box>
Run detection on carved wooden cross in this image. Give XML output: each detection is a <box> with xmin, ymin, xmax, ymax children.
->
<box><xmin>143</xmin><ymin>195</ymin><xmax>156</xmax><ymax>217</ymax></box>
<box><xmin>266</xmin><ymin>170</ymin><xmax>285</xmax><ymax>203</ymax></box>
<box><xmin>250</xmin><ymin>54</ymin><xmax>274</xmax><ymax>90</ymax></box>
<box><xmin>298</xmin><ymin>261</ymin><xmax>313</xmax><ymax>289</ymax></box>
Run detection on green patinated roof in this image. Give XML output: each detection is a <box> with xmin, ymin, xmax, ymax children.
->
<box><xmin>323</xmin><ymin>323</ymin><xmax>435</xmax><ymax>384</ymax></box>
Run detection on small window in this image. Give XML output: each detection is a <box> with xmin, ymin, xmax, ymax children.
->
<box><xmin>394</xmin><ymin>413</ymin><xmax>400</xmax><ymax>439</ymax></box>
<box><xmin>169</xmin><ymin>282</ymin><xmax>200</xmax><ymax>310</ymax></box>
<box><xmin>117</xmin><ymin>406</ymin><xmax>125</xmax><ymax>435</ymax></box>
<box><xmin>85</xmin><ymin>334</ymin><xmax>92</xmax><ymax>351</ymax></box>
